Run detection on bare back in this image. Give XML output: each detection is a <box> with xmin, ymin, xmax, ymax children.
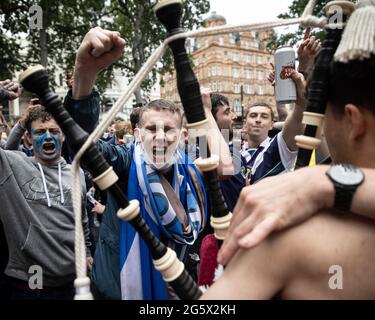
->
<box><xmin>202</xmin><ymin>211</ymin><xmax>375</xmax><ymax>300</ymax></box>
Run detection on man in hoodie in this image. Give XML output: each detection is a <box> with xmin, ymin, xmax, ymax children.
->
<box><xmin>0</xmin><ymin>106</ymin><xmax>91</xmax><ymax>300</ymax></box>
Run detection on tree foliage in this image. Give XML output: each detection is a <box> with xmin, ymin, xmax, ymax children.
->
<box><xmin>1</xmin><ymin>0</ymin><xmax>210</xmax><ymax>97</ymax></box>
<box><xmin>105</xmin><ymin>0</ymin><xmax>210</xmax><ymax>102</ymax></box>
<box><xmin>267</xmin><ymin>0</ymin><xmax>356</xmax><ymax>51</ymax></box>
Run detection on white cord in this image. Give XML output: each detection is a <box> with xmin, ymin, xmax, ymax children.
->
<box><xmin>70</xmin><ymin>1</ymin><xmax>328</xmax><ymax>300</ymax></box>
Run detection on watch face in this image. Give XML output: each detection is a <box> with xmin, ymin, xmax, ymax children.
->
<box><xmin>328</xmin><ymin>164</ymin><xmax>364</xmax><ymax>186</ymax></box>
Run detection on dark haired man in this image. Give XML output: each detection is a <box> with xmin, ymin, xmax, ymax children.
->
<box><xmin>203</xmin><ymin>3</ymin><xmax>375</xmax><ymax>298</ymax></box>
<box><xmin>242</xmin><ymin>71</ymin><xmax>306</xmax><ymax>184</ymax></box>
<box><xmin>0</xmin><ymin>106</ymin><xmax>91</xmax><ymax>300</ymax></box>
<box><xmin>208</xmin><ymin>93</ymin><xmax>248</xmax><ymax>212</ymax></box>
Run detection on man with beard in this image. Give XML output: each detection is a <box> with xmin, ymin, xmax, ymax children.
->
<box><xmin>0</xmin><ymin>106</ymin><xmax>91</xmax><ymax>299</ymax></box>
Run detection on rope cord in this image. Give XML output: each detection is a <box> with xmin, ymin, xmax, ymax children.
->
<box><xmin>71</xmin><ymin>0</ymin><xmax>327</xmax><ymax>291</ymax></box>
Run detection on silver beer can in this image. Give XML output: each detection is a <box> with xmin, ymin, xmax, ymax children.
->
<box><xmin>275</xmin><ymin>46</ymin><xmax>296</xmax><ymax>103</ymax></box>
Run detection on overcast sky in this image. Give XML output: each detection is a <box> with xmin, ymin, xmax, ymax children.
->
<box><xmin>206</xmin><ymin>0</ymin><xmax>294</xmax><ymax>24</ymax></box>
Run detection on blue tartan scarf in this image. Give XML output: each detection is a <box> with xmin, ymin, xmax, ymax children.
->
<box><xmin>119</xmin><ymin>143</ymin><xmax>207</xmax><ymax>300</ymax></box>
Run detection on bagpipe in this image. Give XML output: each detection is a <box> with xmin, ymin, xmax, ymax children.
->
<box><xmin>18</xmin><ymin>0</ymin><xmax>352</xmax><ymax>300</ymax></box>
<box><xmin>19</xmin><ymin>69</ymin><xmax>202</xmax><ymax>300</ymax></box>
<box><xmin>153</xmin><ymin>0</ymin><xmax>232</xmax><ymax>245</ymax></box>
<box><xmin>294</xmin><ymin>0</ymin><xmax>355</xmax><ymax>169</ymax></box>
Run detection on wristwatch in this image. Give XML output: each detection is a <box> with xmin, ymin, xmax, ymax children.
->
<box><xmin>326</xmin><ymin>164</ymin><xmax>364</xmax><ymax>212</ymax></box>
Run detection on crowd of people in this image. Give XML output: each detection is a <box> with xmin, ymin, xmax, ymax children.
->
<box><xmin>0</xmin><ymin>1</ymin><xmax>374</xmax><ymax>301</ymax></box>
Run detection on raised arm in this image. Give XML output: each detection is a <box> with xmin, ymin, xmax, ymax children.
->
<box><xmin>62</xmin><ymin>27</ymin><xmax>131</xmax><ymax>175</ymax></box>
<box><xmin>280</xmin><ymin>70</ymin><xmax>307</xmax><ymax>151</ymax></box>
<box><xmin>5</xmin><ymin>122</ymin><xmax>24</xmax><ymax>151</ymax></box>
<box><xmin>72</xmin><ymin>27</ymin><xmax>125</xmax><ymax>99</ymax></box>
<box><xmin>5</xmin><ymin>104</ymin><xmax>34</xmax><ymax>151</ymax></box>
<box><xmin>201</xmin><ymin>88</ymin><xmax>234</xmax><ymax>177</ymax></box>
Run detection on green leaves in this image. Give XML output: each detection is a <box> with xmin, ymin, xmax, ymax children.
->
<box><xmin>267</xmin><ymin>0</ymin><xmax>355</xmax><ymax>51</ymax></box>
<box><xmin>0</xmin><ymin>0</ymin><xmax>209</xmax><ymax>98</ymax></box>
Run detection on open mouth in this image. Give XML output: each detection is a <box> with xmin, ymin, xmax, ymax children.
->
<box><xmin>153</xmin><ymin>146</ymin><xmax>167</xmax><ymax>154</ymax></box>
<box><xmin>42</xmin><ymin>142</ymin><xmax>56</xmax><ymax>154</ymax></box>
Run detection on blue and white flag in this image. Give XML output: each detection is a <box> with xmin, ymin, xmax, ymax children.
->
<box><xmin>119</xmin><ymin>144</ymin><xmax>207</xmax><ymax>300</ymax></box>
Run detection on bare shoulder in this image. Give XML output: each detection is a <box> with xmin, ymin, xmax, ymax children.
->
<box><xmin>202</xmin><ymin>211</ymin><xmax>375</xmax><ymax>299</ymax></box>
<box><xmin>280</xmin><ymin>210</ymin><xmax>375</xmax><ymax>299</ymax></box>
<box><xmin>288</xmin><ymin>210</ymin><xmax>375</xmax><ymax>264</ymax></box>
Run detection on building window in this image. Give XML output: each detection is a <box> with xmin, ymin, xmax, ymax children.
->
<box><xmin>233</xmin><ymin>52</ymin><xmax>239</xmax><ymax>62</ymax></box>
<box><xmin>233</xmin><ymin>83</ymin><xmax>240</xmax><ymax>93</ymax></box>
<box><xmin>229</xmin><ymin>33</ymin><xmax>236</xmax><ymax>44</ymax></box>
<box><xmin>257</xmin><ymin>85</ymin><xmax>264</xmax><ymax>95</ymax></box>
<box><xmin>257</xmin><ymin>56</ymin><xmax>264</xmax><ymax>64</ymax></box>
<box><xmin>232</xmin><ymin>67</ymin><xmax>240</xmax><ymax>78</ymax></box>
<box><xmin>244</xmin><ymin>41</ymin><xmax>250</xmax><ymax>49</ymax></box>
<box><xmin>205</xmin><ymin>39</ymin><xmax>209</xmax><ymax>48</ymax></box>
<box><xmin>194</xmin><ymin>39</ymin><xmax>200</xmax><ymax>50</ymax></box>
<box><xmin>212</xmin><ymin>66</ymin><xmax>217</xmax><ymax>76</ymax></box>
<box><xmin>211</xmin><ymin>82</ymin><xmax>221</xmax><ymax>92</ymax></box>
<box><xmin>217</xmin><ymin>67</ymin><xmax>222</xmax><ymax>76</ymax></box>
<box><xmin>224</xmin><ymin>51</ymin><xmax>228</xmax><ymax>60</ymax></box>
<box><xmin>245</xmin><ymin>54</ymin><xmax>253</xmax><ymax>64</ymax></box>
<box><xmin>219</xmin><ymin>37</ymin><xmax>224</xmax><ymax>46</ymax></box>
<box><xmin>233</xmin><ymin>99</ymin><xmax>241</xmax><ymax>113</ymax></box>
<box><xmin>245</xmin><ymin>69</ymin><xmax>253</xmax><ymax>79</ymax></box>
<box><xmin>244</xmin><ymin>84</ymin><xmax>254</xmax><ymax>94</ymax></box>
<box><xmin>257</xmin><ymin>70</ymin><xmax>264</xmax><ymax>80</ymax></box>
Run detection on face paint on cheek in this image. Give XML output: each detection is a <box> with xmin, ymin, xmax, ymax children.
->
<box><xmin>31</xmin><ymin>130</ymin><xmax>63</xmax><ymax>161</ymax></box>
<box><xmin>51</xmin><ymin>133</ymin><xmax>62</xmax><ymax>151</ymax></box>
<box><xmin>31</xmin><ymin>131</ymin><xmax>48</xmax><ymax>155</ymax></box>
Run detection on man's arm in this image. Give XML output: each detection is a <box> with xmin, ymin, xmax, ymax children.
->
<box><xmin>280</xmin><ymin>29</ymin><xmax>321</xmax><ymax>151</ymax></box>
<box><xmin>267</xmin><ymin>63</ymin><xmax>288</xmax><ymax>122</ymax></box>
<box><xmin>5</xmin><ymin>122</ymin><xmax>24</xmax><ymax>151</ymax></box>
<box><xmin>72</xmin><ymin>27</ymin><xmax>125</xmax><ymax>100</ymax></box>
<box><xmin>280</xmin><ymin>70</ymin><xmax>307</xmax><ymax>151</ymax></box>
<box><xmin>201</xmin><ymin>88</ymin><xmax>234</xmax><ymax>177</ymax></box>
<box><xmin>0</xmin><ymin>80</ymin><xmax>22</xmax><ymax>103</ymax></box>
<box><xmin>63</xmin><ymin>27</ymin><xmax>131</xmax><ymax>175</ymax></box>
<box><xmin>5</xmin><ymin>103</ymin><xmax>36</xmax><ymax>151</ymax></box>
<box><xmin>297</xmin><ymin>29</ymin><xmax>321</xmax><ymax>79</ymax></box>
<box><xmin>202</xmin><ymin>228</ymin><xmax>294</xmax><ymax>299</ymax></box>
<box><xmin>218</xmin><ymin>165</ymin><xmax>375</xmax><ymax>266</ymax></box>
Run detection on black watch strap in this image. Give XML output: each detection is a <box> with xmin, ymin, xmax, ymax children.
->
<box><xmin>334</xmin><ymin>183</ymin><xmax>355</xmax><ymax>212</ymax></box>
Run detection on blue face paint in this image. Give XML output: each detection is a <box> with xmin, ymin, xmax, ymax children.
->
<box><xmin>31</xmin><ymin>128</ymin><xmax>62</xmax><ymax>162</ymax></box>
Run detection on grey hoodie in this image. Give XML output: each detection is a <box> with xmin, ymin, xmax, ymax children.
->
<box><xmin>0</xmin><ymin>148</ymin><xmax>90</xmax><ymax>287</ymax></box>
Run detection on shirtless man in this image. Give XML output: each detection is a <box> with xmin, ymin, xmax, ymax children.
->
<box><xmin>202</xmin><ymin>7</ymin><xmax>375</xmax><ymax>299</ymax></box>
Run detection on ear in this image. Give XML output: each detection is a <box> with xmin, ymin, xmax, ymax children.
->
<box><xmin>61</xmin><ymin>133</ymin><xmax>66</xmax><ymax>144</ymax></box>
<box><xmin>344</xmin><ymin>104</ymin><xmax>366</xmax><ymax>142</ymax></box>
<box><xmin>25</xmin><ymin>131</ymin><xmax>32</xmax><ymax>141</ymax></box>
<box><xmin>181</xmin><ymin>128</ymin><xmax>188</xmax><ymax>141</ymax></box>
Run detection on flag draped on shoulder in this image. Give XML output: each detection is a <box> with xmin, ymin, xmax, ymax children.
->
<box><xmin>119</xmin><ymin>143</ymin><xmax>207</xmax><ymax>300</ymax></box>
